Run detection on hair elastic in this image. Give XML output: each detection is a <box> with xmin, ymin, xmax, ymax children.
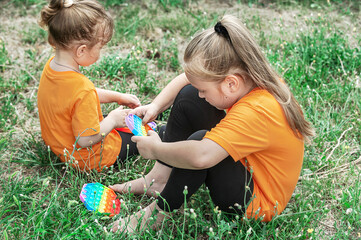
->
<box><xmin>214</xmin><ymin>21</ymin><xmax>231</xmax><ymax>41</ymax></box>
<box><xmin>63</xmin><ymin>0</ymin><xmax>74</xmax><ymax>8</ymax></box>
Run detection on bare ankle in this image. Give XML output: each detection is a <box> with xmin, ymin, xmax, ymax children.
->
<box><xmin>111</xmin><ymin>162</ymin><xmax>172</xmax><ymax>196</ymax></box>
<box><xmin>112</xmin><ymin>201</ymin><xmax>167</xmax><ymax>233</ymax></box>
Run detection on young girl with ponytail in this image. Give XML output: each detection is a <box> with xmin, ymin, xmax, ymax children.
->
<box><xmin>38</xmin><ymin>0</ymin><xmax>141</xmax><ymax>171</ymax></box>
<box><xmin>111</xmin><ymin>14</ymin><xmax>314</xmax><ymax>232</ymax></box>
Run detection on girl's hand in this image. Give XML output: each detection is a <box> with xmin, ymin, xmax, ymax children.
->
<box><xmin>130</xmin><ymin>103</ymin><xmax>161</xmax><ymax>124</ymax></box>
<box><xmin>107</xmin><ymin>107</ymin><xmax>131</xmax><ymax>128</ymax></box>
<box><xmin>131</xmin><ymin>130</ymin><xmax>161</xmax><ymax>160</ymax></box>
<box><xmin>117</xmin><ymin>93</ymin><xmax>141</xmax><ymax>109</ymax></box>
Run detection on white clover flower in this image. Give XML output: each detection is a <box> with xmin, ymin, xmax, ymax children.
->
<box><xmin>346</xmin><ymin>208</ymin><xmax>353</xmax><ymax>215</ymax></box>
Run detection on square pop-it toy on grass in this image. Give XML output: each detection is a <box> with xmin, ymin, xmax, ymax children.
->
<box><xmin>79</xmin><ymin>183</ymin><xmax>121</xmax><ymax>216</ymax></box>
<box><xmin>125</xmin><ymin>114</ymin><xmax>157</xmax><ymax>136</ymax></box>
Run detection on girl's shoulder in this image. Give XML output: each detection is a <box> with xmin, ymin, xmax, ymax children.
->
<box><xmin>237</xmin><ymin>88</ymin><xmax>276</xmax><ymax>109</ymax></box>
<box><xmin>228</xmin><ymin>88</ymin><xmax>283</xmax><ymax>122</ymax></box>
<box><xmin>41</xmin><ymin>59</ymin><xmax>96</xmax><ymax>99</ymax></box>
<box><xmin>44</xmin><ymin>61</ymin><xmax>94</xmax><ymax>88</ymax></box>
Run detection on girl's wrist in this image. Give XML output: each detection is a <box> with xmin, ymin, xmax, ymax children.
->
<box><xmin>151</xmin><ymin>140</ymin><xmax>161</xmax><ymax>160</ymax></box>
<box><xmin>104</xmin><ymin>113</ymin><xmax>117</xmax><ymax>129</ymax></box>
<box><xmin>150</xmin><ymin>102</ymin><xmax>162</xmax><ymax>115</ymax></box>
<box><xmin>115</xmin><ymin>92</ymin><xmax>124</xmax><ymax>103</ymax></box>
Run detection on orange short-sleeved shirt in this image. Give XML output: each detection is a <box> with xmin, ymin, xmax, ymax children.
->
<box><xmin>37</xmin><ymin>57</ymin><xmax>121</xmax><ymax>171</ymax></box>
<box><xmin>205</xmin><ymin>88</ymin><xmax>304</xmax><ymax>221</ymax></box>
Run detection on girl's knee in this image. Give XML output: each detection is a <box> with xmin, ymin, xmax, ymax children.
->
<box><xmin>177</xmin><ymin>85</ymin><xmax>198</xmax><ymax>99</ymax></box>
<box><xmin>187</xmin><ymin>130</ymin><xmax>208</xmax><ymax>141</ymax></box>
<box><xmin>173</xmin><ymin>85</ymin><xmax>200</xmax><ymax>108</ymax></box>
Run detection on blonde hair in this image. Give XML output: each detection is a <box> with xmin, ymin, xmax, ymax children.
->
<box><xmin>184</xmin><ymin>15</ymin><xmax>314</xmax><ymax>142</ymax></box>
<box><xmin>39</xmin><ymin>0</ymin><xmax>114</xmax><ymax>49</ymax></box>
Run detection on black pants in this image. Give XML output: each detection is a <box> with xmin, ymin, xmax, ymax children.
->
<box><xmin>115</xmin><ymin>123</ymin><xmax>166</xmax><ymax>162</ymax></box>
<box><xmin>116</xmin><ymin>130</ymin><xmax>138</xmax><ymax>162</ymax></box>
<box><xmin>157</xmin><ymin>85</ymin><xmax>254</xmax><ymax>214</ymax></box>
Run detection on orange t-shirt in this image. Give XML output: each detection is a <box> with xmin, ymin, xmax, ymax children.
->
<box><xmin>205</xmin><ymin>88</ymin><xmax>304</xmax><ymax>221</ymax></box>
<box><xmin>37</xmin><ymin>57</ymin><xmax>121</xmax><ymax>171</ymax></box>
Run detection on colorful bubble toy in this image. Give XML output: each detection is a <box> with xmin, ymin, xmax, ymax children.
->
<box><xmin>125</xmin><ymin>114</ymin><xmax>157</xmax><ymax>136</ymax></box>
<box><xmin>79</xmin><ymin>183</ymin><xmax>121</xmax><ymax>216</ymax></box>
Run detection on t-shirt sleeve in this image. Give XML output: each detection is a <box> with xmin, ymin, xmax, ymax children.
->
<box><xmin>204</xmin><ymin>104</ymin><xmax>270</xmax><ymax>161</ymax></box>
<box><xmin>72</xmin><ymin>89</ymin><xmax>101</xmax><ymax>137</ymax></box>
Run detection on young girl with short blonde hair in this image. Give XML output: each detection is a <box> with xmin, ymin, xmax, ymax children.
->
<box><xmin>38</xmin><ymin>0</ymin><xmax>141</xmax><ymax>171</ymax></box>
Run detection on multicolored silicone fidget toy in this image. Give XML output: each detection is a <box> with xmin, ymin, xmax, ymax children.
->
<box><xmin>125</xmin><ymin>114</ymin><xmax>157</xmax><ymax>136</ymax></box>
<box><xmin>79</xmin><ymin>183</ymin><xmax>121</xmax><ymax>216</ymax></box>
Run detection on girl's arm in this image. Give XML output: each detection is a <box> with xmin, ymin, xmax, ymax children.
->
<box><xmin>131</xmin><ymin>73</ymin><xmax>190</xmax><ymax>123</ymax></box>
<box><xmin>132</xmin><ymin>131</ymin><xmax>229</xmax><ymax>169</ymax></box>
<box><xmin>96</xmin><ymin>88</ymin><xmax>141</xmax><ymax>109</ymax></box>
<box><xmin>151</xmin><ymin>73</ymin><xmax>189</xmax><ymax>113</ymax></box>
<box><xmin>77</xmin><ymin>107</ymin><xmax>130</xmax><ymax>148</ymax></box>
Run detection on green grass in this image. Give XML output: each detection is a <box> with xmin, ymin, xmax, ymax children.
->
<box><xmin>0</xmin><ymin>0</ymin><xmax>360</xmax><ymax>239</ymax></box>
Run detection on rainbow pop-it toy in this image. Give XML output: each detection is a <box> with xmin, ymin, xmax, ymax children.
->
<box><xmin>79</xmin><ymin>183</ymin><xmax>121</xmax><ymax>216</ymax></box>
<box><xmin>125</xmin><ymin>114</ymin><xmax>157</xmax><ymax>136</ymax></box>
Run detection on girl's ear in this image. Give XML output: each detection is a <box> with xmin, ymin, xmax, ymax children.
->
<box><xmin>75</xmin><ymin>44</ymin><xmax>87</xmax><ymax>58</ymax></box>
<box><xmin>222</xmin><ymin>74</ymin><xmax>243</xmax><ymax>93</ymax></box>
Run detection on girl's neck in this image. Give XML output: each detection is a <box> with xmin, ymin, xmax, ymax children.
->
<box><xmin>51</xmin><ymin>50</ymin><xmax>80</xmax><ymax>73</ymax></box>
<box><xmin>235</xmin><ymin>77</ymin><xmax>257</xmax><ymax>102</ymax></box>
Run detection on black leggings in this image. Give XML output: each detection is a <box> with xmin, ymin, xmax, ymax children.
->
<box><xmin>115</xmin><ymin>124</ymin><xmax>167</xmax><ymax>162</ymax></box>
<box><xmin>115</xmin><ymin>131</ymin><xmax>138</xmax><ymax>162</ymax></box>
<box><xmin>157</xmin><ymin>85</ymin><xmax>254</xmax><ymax>214</ymax></box>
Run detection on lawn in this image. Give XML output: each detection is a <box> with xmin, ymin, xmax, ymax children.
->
<box><xmin>0</xmin><ymin>0</ymin><xmax>360</xmax><ymax>239</ymax></box>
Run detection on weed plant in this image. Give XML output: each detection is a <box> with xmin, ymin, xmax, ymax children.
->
<box><xmin>0</xmin><ymin>0</ymin><xmax>360</xmax><ymax>239</ymax></box>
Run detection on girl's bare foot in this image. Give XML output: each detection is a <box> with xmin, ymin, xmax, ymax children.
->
<box><xmin>112</xmin><ymin>201</ymin><xmax>165</xmax><ymax>233</ymax></box>
<box><xmin>109</xmin><ymin>161</ymin><xmax>172</xmax><ymax>197</ymax></box>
